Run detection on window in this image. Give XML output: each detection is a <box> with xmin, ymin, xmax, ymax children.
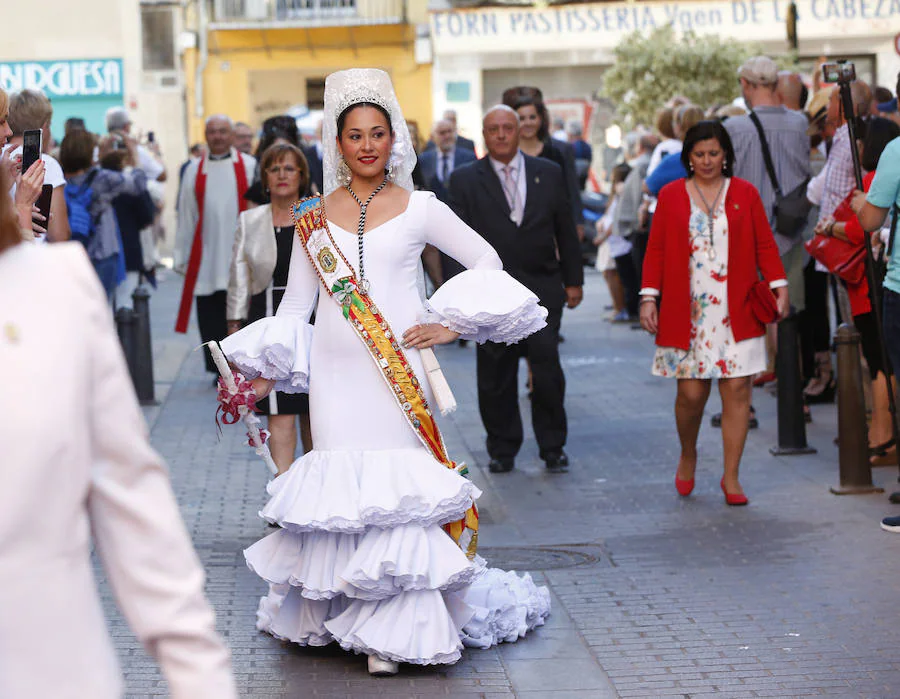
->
<box><xmin>306</xmin><ymin>78</ymin><xmax>326</xmax><ymax>110</ymax></box>
<box><xmin>141</xmin><ymin>5</ymin><xmax>176</xmax><ymax>72</ymax></box>
<box><xmin>277</xmin><ymin>0</ymin><xmax>356</xmax><ymax>20</ymax></box>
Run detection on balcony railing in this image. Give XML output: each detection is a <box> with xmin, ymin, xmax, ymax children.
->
<box><xmin>210</xmin><ymin>0</ymin><xmax>407</xmax><ymax>28</ymax></box>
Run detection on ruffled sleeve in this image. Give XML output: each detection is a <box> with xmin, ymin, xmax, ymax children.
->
<box><xmin>418</xmin><ymin>193</ymin><xmax>547</xmax><ymax>344</ymax></box>
<box><xmin>427</xmin><ymin>270</ymin><xmax>547</xmax><ymax>344</ymax></box>
<box><xmin>220</xmin><ymin>232</ymin><xmax>318</xmax><ymax>393</ymax></box>
<box><xmin>219</xmin><ymin>317</ymin><xmax>313</xmax><ymax>393</ymax></box>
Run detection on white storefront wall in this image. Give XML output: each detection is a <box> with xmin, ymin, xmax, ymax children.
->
<box><xmin>1</xmin><ymin>0</ymin><xmax>186</xmax><ymax>248</ymax></box>
<box><xmin>429</xmin><ymin>0</ymin><xmax>900</xmax><ymax>146</ymax></box>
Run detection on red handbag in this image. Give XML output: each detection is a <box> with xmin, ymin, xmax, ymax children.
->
<box><xmin>804</xmin><ymin>234</ymin><xmax>867</xmax><ymax>284</ymax></box>
<box><xmin>747</xmin><ymin>280</ymin><xmax>779</xmax><ymax>324</ymax></box>
<box><xmin>804</xmin><ymin>185</ymin><xmax>869</xmax><ymax>284</ymax></box>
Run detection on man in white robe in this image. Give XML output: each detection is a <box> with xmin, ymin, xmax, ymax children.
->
<box><xmin>175</xmin><ymin>115</ymin><xmax>256</xmax><ymax>375</ymax></box>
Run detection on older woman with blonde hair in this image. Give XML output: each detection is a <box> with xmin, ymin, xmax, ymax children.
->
<box><xmin>0</xmin><ymin>163</ymin><xmax>237</xmax><ymax>698</ymax></box>
<box><xmin>227</xmin><ymin>141</ymin><xmax>314</xmax><ymax>472</ymax></box>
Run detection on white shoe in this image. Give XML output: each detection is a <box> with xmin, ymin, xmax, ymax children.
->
<box><xmin>367</xmin><ymin>654</ymin><xmax>399</xmax><ymax>676</ymax></box>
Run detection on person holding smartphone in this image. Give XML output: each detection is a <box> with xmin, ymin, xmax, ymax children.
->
<box><xmin>5</xmin><ymin>89</ymin><xmax>70</xmax><ymax>242</ymax></box>
<box><xmin>0</xmin><ymin>87</ymin><xmax>45</xmax><ymax>237</ymax></box>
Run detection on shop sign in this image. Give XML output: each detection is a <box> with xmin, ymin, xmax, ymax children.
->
<box><xmin>0</xmin><ymin>59</ymin><xmax>123</xmax><ymax>99</ymax></box>
<box><xmin>431</xmin><ymin>0</ymin><xmax>900</xmax><ymax>54</ymax></box>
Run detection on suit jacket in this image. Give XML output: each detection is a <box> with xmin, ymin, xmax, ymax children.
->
<box><xmin>302</xmin><ymin>144</ymin><xmax>324</xmax><ymax>194</ymax></box>
<box><xmin>0</xmin><ymin>242</ymin><xmax>237</xmax><ymax>699</ymax></box>
<box><xmin>418</xmin><ymin>147</ymin><xmax>477</xmax><ymax>204</ymax></box>
<box><xmin>227</xmin><ymin>204</ymin><xmax>277</xmax><ymax>321</ymax></box>
<box><xmin>642</xmin><ymin>177</ymin><xmax>786</xmax><ymax>350</ymax></box>
<box><xmin>425</xmin><ymin>134</ymin><xmax>477</xmax><ymax>153</ymax></box>
<box><xmin>448</xmin><ymin>154</ymin><xmax>583</xmax><ymax>309</ymax></box>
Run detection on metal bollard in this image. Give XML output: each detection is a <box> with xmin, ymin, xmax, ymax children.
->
<box><xmin>115</xmin><ymin>307</ymin><xmax>137</xmax><ymax>388</ymax></box>
<box><xmin>831</xmin><ymin>324</ymin><xmax>884</xmax><ymax>494</ymax></box>
<box><xmin>131</xmin><ymin>286</ymin><xmax>158</xmax><ymax>406</ymax></box>
<box><xmin>771</xmin><ymin>310</ymin><xmax>817</xmax><ymax>456</ymax></box>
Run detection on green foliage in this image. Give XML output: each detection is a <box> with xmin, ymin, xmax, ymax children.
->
<box><xmin>601</xmin><ymin>26</ymin><xmax>754</xmax><ymax>128</ymax></box>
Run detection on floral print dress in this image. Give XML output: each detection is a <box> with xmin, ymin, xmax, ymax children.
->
<box><xmin>653</xmin><ymin>180</ymin><xmax>766</xmax><ymax>379</ymax></box>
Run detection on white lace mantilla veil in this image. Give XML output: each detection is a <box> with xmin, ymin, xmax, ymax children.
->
<box><xmin>321</xmin><ymin>68</ymin><xmax>417</xmax><ymax>196</ymax></box>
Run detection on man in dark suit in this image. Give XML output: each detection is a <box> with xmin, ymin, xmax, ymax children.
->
<box><xmin>424</xmin><ymin>109</ymin><xmax>476</xmax><ymax>153</ymax></box>
<box><xmin>419</xmin><ymin>119</ymin><xmax>477</xmax><ymax>283</ymax></box>
<box><xmin>448</xmin><ymin>105</ymin><xmax>583</xmax><ymax>474</ymax></box>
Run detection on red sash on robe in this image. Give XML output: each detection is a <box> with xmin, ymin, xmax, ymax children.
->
<box><xmin>175</xmin><ymin>151</ymin><xmax>249</xmax><ymax>333</ymax></box>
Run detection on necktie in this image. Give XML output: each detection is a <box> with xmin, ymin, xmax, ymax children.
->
<box><xmin>502</xmin><ymin>164</ymin><xmax>523</xmax><ymax>225</ymax></box>
<box><xmin>440</xmin><ymin>154</ymin><xmax>449</xmax><ymax>183</ymax></box>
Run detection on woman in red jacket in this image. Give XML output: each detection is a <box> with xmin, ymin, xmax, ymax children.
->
<box><xmin>816</xmin><ymin>117</ymin><xmax>900</xmax><ymax>465</ymax></box>
<box><xmin>640</xmin><ymin>121</ymin><xmax>788</xmax><ymax>505</ymax></box>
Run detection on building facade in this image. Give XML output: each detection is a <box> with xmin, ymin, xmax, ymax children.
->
<box><xmin>1</xmin><ymin>0</ymin><xmax>184</xmax><ymax>166</ymax></box>
<box><xmin>426</xmin><ymin>0</ymin><xmax>900</xmax><ymax>148</ymax></box>
<box><xmin>183</xmin><ymin>0</ymin><xmax>433</xmax><ymax>145</ymax></box>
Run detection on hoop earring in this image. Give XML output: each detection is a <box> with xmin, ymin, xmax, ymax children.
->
<box><xmin>337</xmin><ymin>157</ymin><xmax>352</xmax><ymax>187</ymax></box>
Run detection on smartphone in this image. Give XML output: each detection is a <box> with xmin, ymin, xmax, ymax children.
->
<box><xmin>35</xmin><ymin>184</ymin><xmax>53</xmax><ymax>228</ymax></box>
<box><xmin>147</xmin><ymin>131</ymin><xmax>155</xmax><ymax>144</ymax></box>
<box><xmin>21</xmin><ymin>129</ymin><xmax>42</xmax><ymax>174</ymax></box>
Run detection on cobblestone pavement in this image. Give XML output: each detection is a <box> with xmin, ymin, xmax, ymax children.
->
<box><xmin>100</xmin><ymin>267</ymin><xmax>900</xmax><ymax>698</ymax></box>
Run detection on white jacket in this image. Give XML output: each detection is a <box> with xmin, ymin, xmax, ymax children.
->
<box><xmin>0</xmin><ymin>242</ymin><xmax>237</xmax><ymax>699</ymax></box>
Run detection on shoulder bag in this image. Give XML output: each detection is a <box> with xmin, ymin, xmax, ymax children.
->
<box><xmin>748</xmin><ymin>111</ymin><xmax>812</xmax><ymax>238</ymax></box>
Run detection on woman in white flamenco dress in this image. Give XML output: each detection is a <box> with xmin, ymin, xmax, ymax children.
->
<box><xmin>221</xmin><ymin>69</ymin><xmax>551</xmax><ymax>676</ymax></box>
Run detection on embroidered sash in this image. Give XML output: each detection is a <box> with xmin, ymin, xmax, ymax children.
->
<box><xmin>292</xmin><ymin>195</ymin><xmax>478</xmax><ymax>559</ymax></box>
<box><xmin>176</xmin><ymin>151</ymin><xmax>249</xmax><ymax>333</ymax></box>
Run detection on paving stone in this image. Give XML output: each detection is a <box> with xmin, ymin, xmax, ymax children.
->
<box><xmin>89</xmin><ymin>268</ymin><xmax>900</xmax><ymax>698</ymax></box>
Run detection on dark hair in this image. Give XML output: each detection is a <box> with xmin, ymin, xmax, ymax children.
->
<box><xmin>874</xmin><ymin>86</ymin><xmax>894</xmax><ymax>105</ymax></box>
<box><xmin>511</xmin><ymin>95</ymin><xmax>549</xmax><ymax>141</ymax></box>
<box><xmin>255</xmin><ymin>115</ymin><xmax>300</xmax><ymax>161</ymax></box>
<box><xmin>260</xmin><ymin>142</ymin><xmax>310</xmax><ymax>196</ymax></box>
<box><xmin>681</xmin><ymin>120</ymin><xmax>736</xmax><ymax>178</ymax></box>
<box><xmin>611</xmin><ymin>162</ymin><xmax>631</xmax><ymax>186</ymax></box>
<box><xmin>64</xmin><ymin>117</ymin><xmax>86</xmax><ymax>135</ymax></box>
<box><xmin>59</xmin><ymin>129</ymin><xmax>96</xmax><ymax>173</ymax></box>
<box><xmin>861</xmin><ymin>117</ymin><xmax>900</xmax><ymax>172</ymax></box>
<box><xmin>336</xmin><ymin>102</ymin><xmax>393</xmax><ymax>139</ymax></box>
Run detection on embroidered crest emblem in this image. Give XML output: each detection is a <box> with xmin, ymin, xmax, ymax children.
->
<box><xmin>317</xmin><ymin>247</ymin><xmax>338</xmax><ymax>273</ymax></box>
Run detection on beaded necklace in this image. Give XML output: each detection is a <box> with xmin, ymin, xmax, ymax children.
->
<box><xmin>345</xmin><ymin>175</ymin><xmax>389</xmax><ymax>293</ymax></box>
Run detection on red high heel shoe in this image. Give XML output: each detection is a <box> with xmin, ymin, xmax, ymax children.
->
<box><xmin>675</xmin><ymin>474</ymin><xmax>695</xmax><ymax>497</ymax></box>
<box><xmin>720</xmin><ymin>477</ymin><xmax>748</xmax><ymax>506</ymax></box>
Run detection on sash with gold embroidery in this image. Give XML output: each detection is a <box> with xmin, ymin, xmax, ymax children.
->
<box><xmin>291</xmin><ymin>195</ymin><xmax>478</xmax><ymax>558</ymax></box>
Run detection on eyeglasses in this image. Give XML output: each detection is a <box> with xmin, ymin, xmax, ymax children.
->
<box><xmin>265</xmin><ymin>165</ymin><xmax>301</xmax><ymax>176</ymax></box>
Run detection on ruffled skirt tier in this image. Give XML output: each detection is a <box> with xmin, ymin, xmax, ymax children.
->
<box><xmin>245</xmin><ymin>448</ymin><xmax>550</xmax><ymax>665</ymax></box>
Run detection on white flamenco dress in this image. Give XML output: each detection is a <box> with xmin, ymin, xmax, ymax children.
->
<box><xmin>221</xmin><ymin>191</ymin><xmax>551</xmax><ymax>665</ymax></box>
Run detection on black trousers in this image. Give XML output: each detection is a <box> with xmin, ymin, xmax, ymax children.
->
<box><xmin>196</xmin><ymin>290</ymin><xmax>227</xmax><ymax>374</ymax></box>
<box><xmin>476</xmin><ymin>306</ymin><xmax>566</xmax><ymax>460</ymax></box>
<box><xmin>799</xmin><ymin>260</ymin><xmax>830</xmax><ymax>381</ymax></box>
<box><xmin>630</xmin><ymin>229</ymin><xmax>650</xmax><ymax>289</ymax></box>
<box><xmin>614</xmin><ymin>252</ymin><xmax>640</xmax><ymax>317</ymax></box>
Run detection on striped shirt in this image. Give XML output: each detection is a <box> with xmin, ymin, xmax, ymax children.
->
<box><xmin>725</xmin><ymin>106</ymin><xmax>810</xmax><ymax>253</ymax></box>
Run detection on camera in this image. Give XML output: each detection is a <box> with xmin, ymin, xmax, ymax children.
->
<box><xmin>822</xmin><ymin>61</ymin><xmax>856</xmax><ymax>84</ymax></box>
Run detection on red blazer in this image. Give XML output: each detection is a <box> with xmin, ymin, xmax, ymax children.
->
<box><xmin>642</xmin><ymin>177</ymin><xmax>786</xmax><ymax>350</ymax></box>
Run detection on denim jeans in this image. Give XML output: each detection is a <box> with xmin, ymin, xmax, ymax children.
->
<box><xmin>882</xmin><ymin>288</ymin><xmax>900</xmax><ymax>377</ymax></box>
<box><xmin>92</xmin><ymin>254</ymin><xmax>119</xmax><ymax>302</ymax></box>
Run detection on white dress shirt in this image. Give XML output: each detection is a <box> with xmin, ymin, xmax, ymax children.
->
<box><xmin>489</xmin><ymin>150</ymin><xmax>527</xmax><ymax>220</ymax></box>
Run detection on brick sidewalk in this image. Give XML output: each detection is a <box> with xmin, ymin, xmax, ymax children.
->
<box><xmin>100</xmin><ymin>268</ymin><xmax>900</xmax><ymax>698</ymax></box>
